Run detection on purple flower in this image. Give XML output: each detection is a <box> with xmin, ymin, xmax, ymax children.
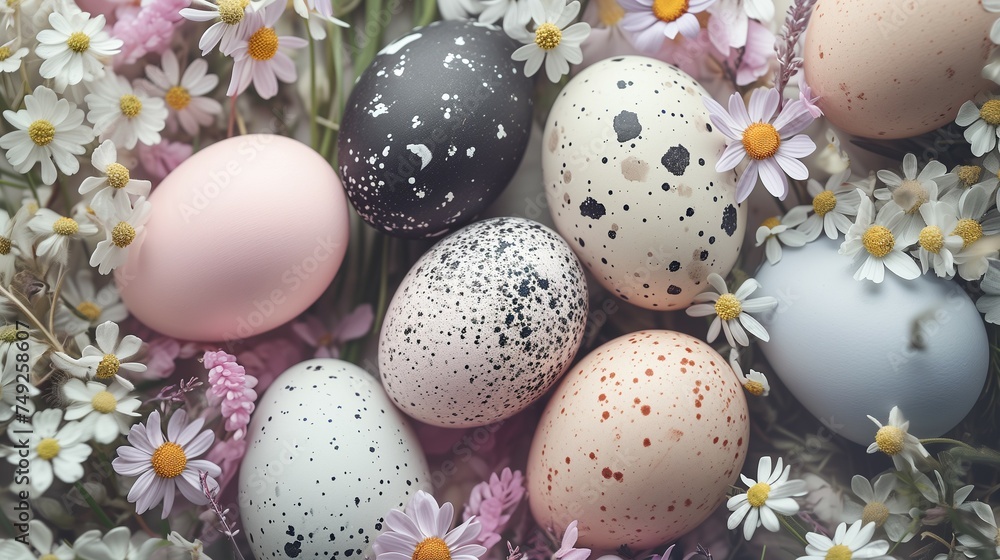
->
<box><xmin>203</xmin><ymin>351</ymin><xmax>258</xmax><ymax>440</ymax></box>
<box><xmin>111</xmin><ymin>0</ymin><xmax>189</xmax><ymax>65</ymax></box>
<box><xmin>462</xmin><ymin>468</ymin><xmax>526</xmax><ymax>548</ymax></box>
<box><xmin>620</xmin><ymin>0</ymin><xmax>716</xmax><ymax>53</ymax></box>
<box><xmin>702</xmin><ymin>87</ymin><xmax>816</xmax><ymax>202</ymax></box>
<box><xmin>554</xmin><ymin>521</ymin><xmax>591</xmax><ymax>560</ymax></box>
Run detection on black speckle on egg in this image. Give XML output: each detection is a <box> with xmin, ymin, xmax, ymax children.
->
<box><xmin>579</xmin><ymin>197</ymin><xmax>606</xmax><ymax>219</ymax></box>
<box><xmin>721</xmin><ymin>204</ymin><xmax>738</xmax><ymax>236</ymax></box>
<box><xmin>661</xmin><ymin>145</ymin><xmax>690</xmax><ymax>175</ymax></box>
<box><xmin>613</xmin><ymin>110</ymin><xmax>642</xmax><ymax>142</ymax></box>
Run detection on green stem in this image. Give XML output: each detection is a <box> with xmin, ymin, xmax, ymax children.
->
<box><xmin>919</xmin><ymin>437</ymin><xmax>976</xmax><ymax>450</ymax></box>
<box><xmin>75</xmin><ymin>482</ymin><xmax>115</xmax><ymax>529</ymax></box>
<box><xmin>371</xmin><ymin>233</ymin><xmax>392</xmax><ymax>336</ymax></box>
<box><xmin>307</xmin><ymin>27</ymin><xmax>320</xmax><ymax>151</ymax></box>
<box><xmin>778</xmin><ymin>515</ymin><xmax>809</xmax><ymax>546</ymax></box>
<box><xmin>0</xmin><ymin>284</ymin><xmax>65</xmax><ymax>354</ymax></box>
<box><xmin>25</xmin><ymin>171</ymin><xmax>39</xmax><ymax>206</ymax></box>
<box><xmin>355</xmin><ymin>0</ymin><xmax>385</xmax><ymax>72</ymax></box>
<box><xmin>0</xmin><ymin>179</ymin><xmax>28</xmax><ymax>189</ymax></box>
<box><xmin>319</xmin><ymin>22</ymin><xmax>344</xmax><ymax>160</ymax></box>
<box><xmin>414</xmin><ymin>0</ymin><xmax>437</xmax><ymax>27</ymax></box>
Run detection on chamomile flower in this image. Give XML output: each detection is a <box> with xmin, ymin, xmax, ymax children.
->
<box><xmin>841</xmin><ymin>475</ymin><xmax>914</xmax><ymax>543</ymax></box>
<box><xmin>798</xmin><ymin>520</ymin><xmax>892</xmax><ymax>560</ymax></box>
<box><xmin>727</xmin><ymin>456</ymin><xmax>807</xmax><ymax>540</ymax></box>
<box><xmin>755</xmin><ymin>212</ymin><xmax>808</xmax><ymax>265</ymax></box>
<box><xmin>112</xmin><ymin>409</ymin><xmax>221</xmax><ymax>517</ymax></box>
<box><xmin>912</xmin><ymin>201</ymin><xmax>962</xmax><ymax>278</ymax></box>
<box><xmin>873</xmin><ymin>153</ymin><xmax>946</xmax><ymax>244</ymax></box>
<box><xmin>166</xmin><ymin>532</ymin><xmax>214</xmax><ymax>560</ymax></box>
<box><xmin>73</xmin><ymin>527</ymin><xmax>162</xmax><ymax>560</ymax></box>
<box><xmin>181</xmin><ymin>0</ymin><xmax>255</xmax><ymax>55</ymax></box>
<box><xmin>90</xmin><ymin>195</ymin><xmax>151</xmax><ymax>275</ymax></box>
<box><xmin>787</xmin><ymin>169</ymin><xmax>862</xmax><ymax>241</ymax></box>
<box><xmin>438</xmin><ymin>0</ymin><xmax>485</xmax><ymax>20</ymax></box>
<box><xmin>0</xmin><ymin>39</ymin><xmax>27</xmax><ymax>73</ymax></box>
<box><xmin>4</xmin><ymin>408</ymin><xmax>91</xmax><ymax>493</ymax></box>
<box><xmin>58</xmin><ymin>269</ymin><xmax>128</xmax><ymax>332</ymax></box>
<box><xmin>373</xmin><ymin>490</ymin><xmax>486</xmax><ymax>560</ymax></box>
<box><xmin>479</xmin><ymin>0</ymin><xmax>531</xmax><ymax>35</ymax></box>
<box><xmin>956</xmin><ymin>502</ymin><xmax>1000</xmax><ymax>559</ymax></box>
<box><xmin>35</xmin><ymin>11</ymin><xmax>122</xmax><ymax>91</ymax></box>
<box><xmin>619</xmin><ymin>0</ymin><xmax>714</xmax><ymax>52</ymax></box>
<box><xmin>292</xmin><ymin>0</ymin><xmax>349</xmax><ymax>40</ymax></box>
<box><xmin>28</xmin><ymin>208</ymin><xmax>99</xmax><ymax>265</ymax></box>
<box><xmin>138</xmin><ymin>51</ymin><xmax>223</xmax><ymax>137</ymax></box>
<box><xmin>0</xmin><ymin>86</ymin><xmax>95</xmax><ymax>185</ymax></box>
<box><xmin>938</xmin><ymin>164</ymin><xmax>985</xmax><ymax>206</ymax></box>
<box><xmin>0</xmin><ymin>210</ymin><xmax>14</xmax><ymax>282</ymax></box>
<box><xmin>839</xmin><ymin>190</ymin><xmax>920</xmax><ymax>283</ymax></box>
<box><xmin>702</xmin><ymin>87</ymin><xmax>817</xmax><ymax>203</ymax></box>
<box><xmin>0</xmin><ymin>519</ymin><xmax>75</xmax><ymax>560</ymax></box>
<box><xmin>79</xmin><ymin>140</ymin><xmax>152</xmax><ymax>212</ymax></box>
<box><xmin>686</xmin><ymin>273</ymin><xmax>777</xmax><ymax>347</ymax></box>
<box><xmin>952</xmin><ymin>183</ymin><xmax>1000</xmax><ymax>281</ymax></box>
<box><xmin>510</xmin><ymin>0</ymin><xmax>590</xmax><ymax>83</ymax></box>
<box><xmin>956</xmin><ymin>93</ymin><xmax>1000</xmax><ymax>157</ymax></box>
<box><xmin>50</xmin><ymin>320</ymin><xmax>146</xmax><ymax>390</ymax></box>
<box><xmin>976</xmin><ymin>258</ymin><xmax>1000</xmax><ymax>325</ymax></box>
<box><xmin>728</xmin><ymin>348</ymin><xmax>769</xmax><ymax>397</ymax></box>
<box><xmin>62</xmin><ymin>379</ymin><xmax>141</xmax><ymax>444</ymax></box>
<box><xmin>227</xmin><ymin>0</ymin><xmax>308</xmax><ymax>99</ymax></box>
<box><xmin>85</xmin><ymin>74</ymin><xmax>168</xmax><ymax>149</ymax></box>
<box><xmin>866</xmin><ymin>406</ymin><xmax>930</xmax><ymax>472</ymax></box>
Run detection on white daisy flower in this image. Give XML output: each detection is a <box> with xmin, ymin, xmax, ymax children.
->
<box><xmin>977</xmin><ymin>258</ymin><xmax>1000</xmax><ymax>325</ymax></box>
<box><xmin>0</xmin><ymin>85</ymin><xmax>95</xmax><ymax>185</ymax></box>
<box><xmin>865</xmin><ymin>406</ymin><xmax>930</xmax><ymax>472</ymax></box>
<box><xmin>839</xmin><ymin>189</ymin><xmax>920</xmax><ymax>283</ymax></box>
<box><xmin>112</xmin><ymin>409</ymin><xmax>221</xmax><ymax>518</ymax></box>
<box><xmin>0</xmin><ymin>209</ymin><xmax>15</xmax><ymax>282</ymax></box>
<box><xmin>28</xmin><ymin>208</ymin><xmax>99</xmax><ymax>265</ymax></box>
<box><xmin>292</xmin><ymin>0</ymin><xmax>349</xmax><ymax>40</ymax></box>
<box><xmin>0</xmin><ymin>38</ymin><xmax>28</xmax><ymax>73</ymax></box>
<box><xmin>982</xmin><ymin>152</ymin><xmax>1000</xmax><ymax>195</ymax></box>
<box><xmin>841</xmin><ymin>474</ymin><xmax>914</xmax><ymax>543</ymax></box>
<box><xmin>479</xmin><ymin>0</ymin><xmax>531</xmax><ymax>36</ymax></box>
<box><xmin>73</xmin><ymin>527</ymin><xmax>163</xmax><ymax>560</ymax></box>
<box><xmin>874</xmin><ymin>153</ymin><xmax>947</xmax><ymax>245</ymax></box>
<box><xmin>511</xmin><ymin>0</ymin><xmax>590</xmax><ymax>83</ymax></box>
<box><xmin>727</xmin><ymin>456</ymin><xmax>807</xmax><ymax>540</ymax></box>
<box><xmin>166</xmin><ymin>532</ymin><xmax>214</xmax><ymax>560</ymax></box>
<box><xmin>911</xmin><ymin>470</ymin><xmax>976</xmax><ymax>520</ymax></box>
<box><xmin>912</xmin><ymin>201</ymin><xmax>962</xmax><ymax>278</ymax></box>
<box><xmin>63</xmin><ymin>379</ymin><xmax>141</xmax><ymax>444</ymax></box>
<box><xmin>79</xmin><ymin>140</ymin><xmax>152</xmax><ymax>212</ymax></box>
<box><xmin>798</xmin><ymin>520</ymin><xmax>893</xmax><ymax>560</ymax></box>
<box><xmin>437</xmin><ymin>0</ymin><xmax>485</xmax><ymax>20</ymax></box>
<box><xmin>787</xmin><ymin>169</ymin><xmax>862</xmax><ymax>242</ymax></box>
<box><xmin>227</xmin><ymin>0</ymin><xmax>308</xmax><ymax>100</ymax></box>
<box><xmin>956</xmin><ymin>501</ymin><xmax>1000</xmax><ymax>559</ymax></box>
<box><xmin>937</xmin><ymin>164</ymin><xmax>985</xmax><ymax>206</ymax></box>
<box><xmin>686</xmin><ymin>272</ymin><xmax>777</xmax><ymax>347</ymax></box>
<box><xmin>59</xmin><ymin>268</ymin><xmax>129</xmax><ymax>330</ymax></box>
<box><xmin>956</xmin><ymin>93</ymin><xmax>1000</xmax><ymax>157</ymax></box>
<box><xmin>181</xmin><ymin>0</ymin><xmax>256</xmax><ymax>55</ymax></box>
<box><xmin>755</xmin><ymin>212</ymin><xmax>808</xmax><ymax>265</ymax></box>
<box><xmin>0</xmin><ymin>519</ymin><xmax>75</xmax><ymax>560</ymax></box>
<box><xmin>619</xmin><ymin>0</ymin><xmax>714</xmax><ymax>51</ymax></box>
<box><xmin>728</xmin><ymin>348</ymin><xmax>769</xmax><ymax>397</ymax></box>
<box><xmin>373</xmin><ymin>490</ymin><xmax>486</xmax><ymax>560</ymax></box>
<box><xmin>953</xmin><ymin>183</ymin><xmax>1000</xmax><ymax>281</ymax></box>
<box><xmin>90</xmin><ymin>194</ymin><xmax>152</xmax><ymax>275</ymax></box>
<box><xmin>85</xmin><ymin>74</ymin><xmax>168</xmax><ymax>149</ymax></box>
<box><xmin>1</xmin><ymin>355</ymin><xmax>40</xmax><ymax>423</ymax></box>
<box><xmin>4</xmin><ymin>408</ymin><xmax>91</xmax><ymax>493</ymax></box>
<box><xmin>35</xmin><ymin>10</ymin><xmax>122</xmax><ymax>91</ymax></box>
<box><xmin>138</xmin><ymin>51</ymin><xmax>223</xmax><ymax>137</ymax></box>
<box><xmin>50</xmin><ymin>320</ymin><xmax>146</xmax><ymax>390</ymax></box>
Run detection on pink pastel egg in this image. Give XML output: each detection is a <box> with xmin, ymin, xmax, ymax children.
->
<box><xmin>116</xmin><ymin>135</ymin><xmax>349</xmax><ymax>342</ymax></box>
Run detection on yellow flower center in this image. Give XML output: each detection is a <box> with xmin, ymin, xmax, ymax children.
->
<box><xmin>824</xmin><ymin>544</ymin><xmax>852</xmax><ymax>560</ymax></box>
<box><xmin>952</xmin><ymin>218</ymin><xmax>983</xmax><ymax>248</ymax></box>
<box><xmin>52</xmin><ymin>217</ymin><xmax>79</xmax><ymax>236</ymax></box>
<box><xmin>862</xmin><ymin>225</ymin><xmax>894</xmax><ymax>258</ymax></box>
<box><xmin>918</xmin><ymin>226</ymin><xmax>944</xmax><ymax>254</ymax></box>
<box><xmin>411</xmin><ymin>537</ymin><xmax>451</xmax><ymax>560</ymax></box>
<box><xmin>861</xmin><ymin>501</ymin><xmax>890</xmax><ymax>527</ymax></box>
<box><xmin>761</xmin><ymin>216</ymin><xmax>781</xmax><ymax>229</ymax></box>
<box><xmin>105</xmin><ymin>162</ymin><xmax>130</xmax><ymax>189</ymax></box>
<box><xmin>111</xmin><ymin>222</ymin><xmax>136</xmax><ymax>248</ymax></box>
<box><xmin>652</xmin><ymin>0</ymin><xmax>689</xmax><ymax>22</ymax></box>
<box><xmin>150</xmin><ymin>441</ymin><xmax>187</xmax><ymax>478</ymax></box>
<box><xmin>957</xmin><ymin>165</ymin><xmax>982</xmax><ymax>187</ymax></box>
<box><xmin>980</xmin><ymin>99</ymin><xmax>1000</xmax><ymax>126</ymax></box>
<box><xmin>217</xmin><ymin>0</ymin><xmax>249</xmax><ymax>25</ymax></box>
<box><xmin>66</xmin><ymin>31</ymin><xmax>90</xmax><ymax>53</ymax></box>
<box><xmin>875</xmin><ymin>425</ymin><xmax>905</xmax><ymax>455</ymax></box>
<box><xmin>534</xmin><ymin>22</ymin><xmax>562</xmax><ymax>51</ymax></box>
<box><xmin>0</xmin><ymin>236</ymin><xmax>10</xmax><ymax>256</ymax></box>
<box><xmin>165</xmin><ymin>86</ymin><xmax>192</xmax><ymax>111</ymax></box>
<box><xmin>0</xmin><ymin>326</ymin><xmax>17</xmax><ymax>342</ymax></box>
<box><xmin>893</xmin><ymin>179</ymin><xmax>928</xmax><ymax>214</ymax></box>
<box><xmin>595</xmin><ymin>0</ymin><xmax>624</xmax><ymax>25</ymax></box>
<box><xmin>746</xmin><ymin>482</ymin><xmax>770</xmax><ymax>508</ymax></box>
<box><xmin>37</xmin><ymin>438</ymin><xmax>60</xmax><ymax>460</ymax></box>
<box><xmin>813</xmin><ymin>190</ymin><xmax>838</xmax><ymax>216</ymax></box>
<box><xmin>91</xmin><ymin>390</ymin><xmax>118</xmax><ymax>414</ymax></box>
<box><xmin>119</xmin><ymin>94</ymin><xmax>143</xmax><ymax>118</ymax></box>
<box><xmin>248</xmin><ymin>27</ymin><xmax>279</xmax><ymax>60</ymax></box>
<box><xmin>40</xmin><ymin>554</ymin><xmax>59</xmax><ymax>560</ymax></box>
<box><xmin>28</xmin><ymin>119</ymin><xmax>55</xmax><ymax>146</ymax></box>
<box><xmin>76</xmin><ymin>301</ymin><xmax>102</xmax><ymax>321</ymax></box>
<box><xmin>744</xmin><ymin>381</ymin><xmax>764</xmax><ymax>396</ymax></box>
<box><xmin>714</xmin><ymin>293</ymin><xmax>742</xmax><ymax>321</ymax></box>
<box><xmin>0</xmin><ymin>46</ymin><xmax>10</xmax><ymax>61</ymax></box>
<box><xmin>95</xmin><ymin>353</ymin><xmax>121</xmax><ymax>379</ymax></box>
<box><xmin>742</xmin><ymin>122</ymin><xmax>781</xmax><ymax>160</ymax></box>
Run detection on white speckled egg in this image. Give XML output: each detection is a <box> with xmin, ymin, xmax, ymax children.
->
<box><xmin>753</xmin><ymin>238</ymin><xmax>989</xmax><ymax>445</ymax></box>
<box><xmin>239</xmin><ymin>359</ymin><xmax>430</xmax><ymax>560</ymax></box>
<box><xmin>379</xmin><ymin>217</ymin><xmax>589</xmax><ymax>427</ymax></box>
<box><xmin>527</xmin><ymin>330</ymin><xmax>749</xmax><ymax>549</ymax></box>
<box><xmin>544</xmin><ymin>56</ymin><xmax>746</xmax><ymax>311</ymax></box>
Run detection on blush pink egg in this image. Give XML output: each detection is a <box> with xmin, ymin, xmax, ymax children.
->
<box><xmin>116</xmin><ymin>135</ymin><xmax>349</xmax><ymax>342</ymax></box>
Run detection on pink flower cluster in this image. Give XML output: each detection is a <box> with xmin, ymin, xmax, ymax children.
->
<box><xmin>462</xmin><ymin>468</ymin><xmax>526</xmax><ymax>548</ymax></box>
<box><xmin>112</xmin><ymin>0</ymin><xmax>190</xmax><ymax>66</ymax></box>
<box><xmin>202</xmin><ymin>350</ymin><xmax>258</xmax><ymax>440</ymax></box>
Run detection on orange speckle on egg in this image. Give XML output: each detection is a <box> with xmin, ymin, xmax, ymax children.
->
<box><xmin>640</xmin><ymin>405</ymin><xmax>651</xmax><ymax>415</ymax></box>
<box><xmin>565</xmin><ymin>457</ymin><xmax>571</xmax><ymax>464</ymax></box>
<box><xmin>598</xmin><ymin>393</ymin><xmax>606</xmax><ymax>401</ymax></box>
<box><xmin>609</xmin><ymin>372</ymin><xmax>616</xmax><ymax>378</ymax></box>
<box><xmin>645</xmin><ymin>368</ymin><xmax>654</xmax><ymax>376</ymax></box>
<box><xmin>602</xmin><ymin>467</ymin><xmax>613</xmax><ymax>479</ymax></box>
<box><xmin>602</xmin><ymin>411</ymin><xmax>610</xmax><ymax>419</ymax></box>
<box><xmin>613</xmin><ymin>472</ymin><xmax>623</xmax><ymax>481</ymax></box>
<box><xmin>633</xmin><ymin>377</ymin><xmax>639</xmax><ymax>383</ymax></box>
<box><xmin>657</xmin><ymin>355</ymin><xmax>665</xmax><ymax>361</ymax></box>
<box><xmin>589</xmin><ymin>452</ymin><xmax>596</xmax><ymax>460</ymax></box>
<box><xmin>667</xmin><ymin>505</ymin><xmax>675</xmax><ymax>512</ymax></box>
<box><xmin>684</xmin><ymin>499</ymin><xmax>692</xmax><ymax>507</ymax></box>
<box><xmin>643</xmin><ymin>438</ymin><xmax>651</xmax><ymax>447</ymax></box>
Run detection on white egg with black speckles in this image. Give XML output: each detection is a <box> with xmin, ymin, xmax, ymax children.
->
<box><xmin>544</xmin><ymin>56</ymin><xmax>746</xmax><ymax>310</ymax></box>
<box><xmin>239</xmin><ymin>359</ymin><xmax>430</xmax><ymax>560</ymax></box>
<box><xmin>379</xmin><ymin>217</ymin><xmax>589</xmax><ymax>427</ymax></box>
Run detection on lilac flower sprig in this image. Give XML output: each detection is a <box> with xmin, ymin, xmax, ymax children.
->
<box><xmin>463</xmin><ymin>468</ymin><xmax>526</xmax><ymax>548</ymax></box>
<box><xmin>203</xmin><ymin>350</ymin><xmax>258</xmax><ymax>440</ymax></box>
<box><xmin>143</xmin><ymin>376</ymin><xmax>203</xmax><ymax>409</ymax></box>
<box><xmin>773</xmin><ymin>0</ymin><xmax>819</xmax><ymax>109</ymax></box>
<box><xmin>200</xmin><ymin>470</ymin><xmax>247</xmax><ymax>560</ymax></box>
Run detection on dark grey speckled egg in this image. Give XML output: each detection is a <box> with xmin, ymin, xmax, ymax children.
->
<box><xmin>337</xmin><ymin>20</ymin><xmax>534</xmax><ymax>238</ymax></box>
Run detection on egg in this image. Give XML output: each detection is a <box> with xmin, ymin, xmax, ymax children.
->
<box><xmin>753</xmin><ymin>238</ymin><xmax>989</xmax><ymax>445</ymax></box>
<box><xmin>803</xmin><ymin>0</ymin><xmax>997</xmax><ymax>139</ymax></box>
<box><xmin>527</xmin><ymin>330</ymin><xmax>749</xmax><ymax>549</ymax></box>
<box><xmin>337</xmin><ymin>20</ymin><xmax>533</xmax><ymax>239</ymax></box>
<box><xmin>117</xmin><ymin>135</ymin><xmax>349</xmax><ymax>342</ymax></box>
<box><xmin>239</xmin><ymin>359</ymin><xmax>430</xmax><ymax>560</ymax></box>
<box><xmin>543</xmin><ymin>56</ymin><xmax>746</xmax><ymax>311</ymax></box>
<box><xmin>379</xmin><ymin>217</ymin><xmax>588</xmax><ymax>427</ymax></box>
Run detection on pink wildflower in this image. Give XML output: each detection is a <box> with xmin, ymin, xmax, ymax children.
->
<box><xmin>291</xmin><ymin>304</ymin><xmax>374</xmax><ymax>359</ymax></box>
<box><xmin>205</xmin><ymin>436</ymin><xmax>248</xmax><ymax>492</ymax></box>
<box><xmin>202</xmin><ymin>350</ymin><xmax>258</xmax><ymax>440</ymax></box>
<box><xmin>137</xmin><ymin>139</ymin><xmax>192</xmax><ymax>182</ymax></box>
<box><xmin>462</xmin><ymin>468</ymin><xmax>526</xmax><ymax>548</ymax></box>
<box><xmin>111</xmin><ymin>0</ymin><xmax>190</xmax><ymax>66</ymax></box>
<box><xmin>553</xmin><ymin>521</ymin><xmax>591</xmax><ymax>560</ymax></box>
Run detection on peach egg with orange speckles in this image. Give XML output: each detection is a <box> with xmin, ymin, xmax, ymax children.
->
<box><xmin>526</xmin><ymin>330</ymin><xmax>749</xmax><ymax>549</ymax></box>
